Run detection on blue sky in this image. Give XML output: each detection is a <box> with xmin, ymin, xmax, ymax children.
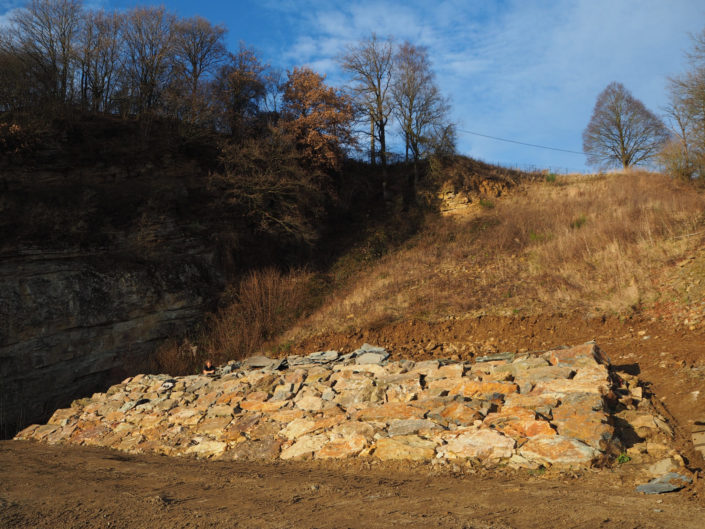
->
<box><xmin>2</xmin><ymin>0</ymin><xmax>704</xmax><ymax>172</ymax></box>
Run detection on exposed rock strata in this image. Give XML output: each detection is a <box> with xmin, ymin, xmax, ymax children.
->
<box><xmin>0</xmin><ymin>248</ymin><xmax>219</xmax><ymax>437</ymax></box>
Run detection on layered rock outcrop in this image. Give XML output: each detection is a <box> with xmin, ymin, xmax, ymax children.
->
<box><xmin>17</xmin><ymin>342</ymin><xmax>631</xmax><ymax>468</ymax></box>
<box><xmin>0</xmin><ymin>247</ymin><xmax>219</xmax><ymax>437</ymax></box>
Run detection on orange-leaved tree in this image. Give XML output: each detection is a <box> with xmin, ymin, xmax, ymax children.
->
<box><xmin>281</xmin><ymin>66</ymin><xmax>356</xmax><ymax>171</ymax></box>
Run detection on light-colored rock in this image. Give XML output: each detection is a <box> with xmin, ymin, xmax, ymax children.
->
<box><xmin>280</xmin><ymin>434</ymin><xmax>328</xmax><ymax>460</ymax></box>
<box><xmin>317</xmin><ymin>435</ymin><xmax>367</xmax><ymax>459</ymax></box>
<box><xmin>519</xmin><ymin>435</ymin><xmax>598</xmax><ymax>466</ymax></box>
<box><xmin>439</xmin><ymin>428</ymin><xmax>515</xmax><ymax>460</ymax></box>
<box><xmin>373</xmin><ymin>435</ymin><xmax>437</xmax><ymax>461</ymax></box>
<box><xmin>388</xmin><ymin>419</ymin><xmax>439</xmax><ymax>436</ymax></box>
<box><xmin>296</xmin><ymin>395</ymin><xmax>325</xmax><ymax>412</ymax></box>
<box><xmin>186</xmin><ymin>440</ymin><xmax>228</xmax><ymax>458</ymax></box>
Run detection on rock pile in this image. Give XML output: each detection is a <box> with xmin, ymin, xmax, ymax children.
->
<box><xmin>17</xmin><ymin>342</ymin><xmax>624</xmax><ymax>467</ymax></box>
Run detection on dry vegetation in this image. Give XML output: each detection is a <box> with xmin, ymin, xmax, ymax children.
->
<box><xmin>151</xmin><ymin>268</ymin><xmax>316</xmax><ymax>374</ymax></box>
<box><xmin>150</xmin><ymin>168</ymin><xmax>705</xmax><ymax>371</ymax></box>
<box><xmin>280</xmin><ymin>170</ymin><xmax>705</xmax><ymax>341</ymax></box>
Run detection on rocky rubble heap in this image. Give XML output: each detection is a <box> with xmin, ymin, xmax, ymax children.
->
<box><xmin>17</xmin><ymin>342</ymin><xmax>628</xmax><ymax>467</ymax></box>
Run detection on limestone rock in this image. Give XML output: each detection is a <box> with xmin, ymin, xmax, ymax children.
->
<box><xmin>373</xmin><ymin>435</ymin><xmax>436</xmax><ymax>461</ymax></box>
<box><xmin>439</xmin><ymin>428</ymin><xmax>515</xmax><ymax>460</ymax></box>
<box><xmin>519</xmin><ymin>435</ymin><xmax>598</xmax><ymax>465</ymax></box>
<box><xmin>280</xmin><ymin>434</ymin><xmax>328</xmax><ymax>460</ymax></box>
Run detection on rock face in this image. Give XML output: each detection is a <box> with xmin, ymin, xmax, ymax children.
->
<box><xmin>16</xmin><ymin>342</ymin><xmax>626</xmax><ymax>468</ymax></box>
<box><xmin>0</xmin><ymin>248</ymin><xmax>220</xmax><ymax>437</ymax></box>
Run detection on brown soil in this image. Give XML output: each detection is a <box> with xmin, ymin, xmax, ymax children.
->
<box><xmin>1</xmin><ymin>441</ymin><xmax>704</xmax><ymax>529</ymax></box>
<box><xmin>2</xmin><ymin>315</ymin><xmax>705</xmax><ymax>528</ymax></box>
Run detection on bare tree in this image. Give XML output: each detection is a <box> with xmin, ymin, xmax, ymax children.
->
<box><xmin>122</xmin><ymin>6</ymin><xmax>176</xmax><ymax>116</ymax></box>
<box><xmin>340</xmin><ymin>33</ymin><xmax>394</xmax><ymax>177</ymax></box>
<box><xmin>665</xmin><ymin>27</ymin><xmax>705</xmax><ymax>178</ymax></box>
<box><xmin>213</xmin><ymin>43</ymin><xmax>268</xmax><ymax>138</ymax></box>
<box><xmin>5</xmin><ymin>0</ymin><xmax>83</xmax><ymax>105</ymax></box>
<box><xmin>583</xmin><ymin>82</ymin><xmax>668</xmax><ymax>169</ymax></box>
<box><xmin>172</xmin><ymin>16</ymin><xmax>226</xmax><ymax>124</ymax></box>
<box><xmin>392</xmin><ymin>41</ymin><xmax>452</xmax><ymax>201</ymax></box>
<box><xmin>78</xmin><ymin>9</ymin><xmax>124</xmax><ymax>112</ymax></box>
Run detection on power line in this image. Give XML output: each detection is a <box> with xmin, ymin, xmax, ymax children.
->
<box><xmin>457</xmin><ymin>128</ymin><xmax>585</xmax><ymax>155</ymax></box>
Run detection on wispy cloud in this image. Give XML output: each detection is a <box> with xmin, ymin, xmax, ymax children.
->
<box><xmin>257</xmin><ymin>0</ymin><xmax>704</xmax><ymax>170</ymax></box>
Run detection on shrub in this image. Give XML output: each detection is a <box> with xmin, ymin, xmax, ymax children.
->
<box><xmin>203</xmin><ymin>267</ymin><xmax>314</xmax><ymax>362</ymax></box>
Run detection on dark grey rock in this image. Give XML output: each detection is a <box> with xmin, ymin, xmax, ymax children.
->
<box><xmin>476</xmin><ymin>352</ymin><xmax>515</xmax><ymax>363</ymax></box>
<box><xmin>637</xmin><ymin>473</ymin><xmax>692</xmax><ymax>494</ymax></box>
<box><xmin>353</xmin><ymin>344</ymin><xmax>389</xmax><ymax>365</ymax></box>
<box><xmin>242</xmin><ymin>355</ymin><xmax>283</xmax><ymax>371</ymax></box>
<box><xmin>307</xmin><ymin>350</ymin><xmax>340</xmax><ymax>363</ymax></box>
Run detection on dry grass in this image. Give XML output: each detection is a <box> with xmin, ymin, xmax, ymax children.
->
<box><xmin>283</xmin><ymin>171</ymin><xmax>705</xmax><ymax>339</ymax></box>
<box><xmin>151</xmin><ymin>268</ymin><xmax>315</xmax><ymax>374</ymax></box>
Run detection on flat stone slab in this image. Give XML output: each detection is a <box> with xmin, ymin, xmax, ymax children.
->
<box><xmin>13</xmin><ymin>342</ymin><xmax>655</xmax><ymax>469</ymax></box>
<box><xmin>636</xmin><ymin>473</ymin><xmax>692</xmax><ymax>494</ymax></box>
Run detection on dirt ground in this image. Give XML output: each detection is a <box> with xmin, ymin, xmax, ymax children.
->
<box><xmin>1</xmin><ymin>441</ymin><xmax>704</xmax><ymax>529</ymax></box>
<box><xmin>2</xmin><ymin>315</ymin><xmax>705</xmax><ymax>528</ymax></box>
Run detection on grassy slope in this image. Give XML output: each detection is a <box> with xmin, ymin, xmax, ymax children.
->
<box><xmin>280</xmin><ymin>170</ymin><xmax>705</xmax><ymax>344</ymax></box>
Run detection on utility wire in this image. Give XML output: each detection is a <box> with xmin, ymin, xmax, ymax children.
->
<box><xmin>457</xmin><ymin>128</ymin><xmax>585</xmax><ymax>155</ymax></box>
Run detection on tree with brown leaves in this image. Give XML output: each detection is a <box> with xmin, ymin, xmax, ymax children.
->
<box><xmin>281</xmin><ymin>66</ymin><xmax>356</xmax><ymax>171</ymax></box>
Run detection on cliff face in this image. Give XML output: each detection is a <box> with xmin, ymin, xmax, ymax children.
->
<box><xmin>0</xmin><ymin>245</ymin><xmax>221</xmax><ymax>437</ymax></box>
<box><xmin>0</xmin><ymin>135</ymin><xmax>232</xmax><ymax>437</ymax></box>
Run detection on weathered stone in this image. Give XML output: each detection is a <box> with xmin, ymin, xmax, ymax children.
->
<box><xmin>13</xmin><ymin>424</ymin><xmax>40</xmax><ymax>440</ymax></box>
<box><xmin>519</xmin><ymin>435</ymin><xmax>598</xmax><ymax>466</ymax></box>
<box><xmin>242</xmin><ymin>355</ymin><xmax>283</xmax><ymax>371</ymax></box>
<box><xmin>307</xmin><ymin>350</ymin><xmax>339</xmax><ymax>363</ymax></box>
<box><xmin>280</xmin><ymin>434</ymin><xmax>328</xmax><ymax>460</ymax></box>
<box><xmin>373</xmin><ymin>435</ymin><xmax>436</xmax><ymax>461</ymax></box>
<box><xmin>476</xmin><ymin>352</ymin><xmax>514</xmax><ymax>363</ymax></box>
<box><xmin>239</xmin><ymin>399</ymin><xmax>286</xmax><ymax>413</ymax></box>
<box><xmin>547</xmin><ymin>343</ymin><xmax>610</xmax><ymax>368</ymax></box>
<box><xmin>296</xmin><ymin>395</ymin><xmax>325</xmax><ymax>412</ymax></box>
<box><xmin>502</xmin><ymin>394</ymin><xmax>559</xmax><ymax>414</ymax></box>
<box><xmin>280</xmin><ymin>418</ymin><xmax>318</xmax><ymax>440</ymax></box>
<box><xmin>355</xmin><ymin>403</ymin><xmax>425</xmax><ymax>422</ymax></box>
<box><xmin>206</xmin><ymin>405</ymin><xmax>235</xmax><ymax>418</ymax></box>
<box><xmin>439</xmin><ymin>402</ymin><xmax>483</xmax><ymax>425</ymax></box>
<box><xmin>646</xmin><ymin>458</ymin><xmax>682</xmax><ymax>478</ymax></box>
<box><xmin>186</xmin><ymin>440</ymin><xmax>228</xmax><ymax>458</ymax></box>
<box><xmin>513</xmin><ymin>366</ymin><xmax>574</xmax><ymax>384</ymax></box>
<box><xmin>439</xmin><ymin>428</ymin><xmax>515</xmax><ymax>460</ymax></box>
<box><xmin>196</xmin><ymin>416</ymin><xmax>233</xmax><ymax>435</ymax></box>
<box><xmin>551</xmin><ymin>404</ymin><xmax>613</xmax><ymax>450</ymax></box>
<box><xmin>531</xmin><ymin>379</ymin><xmax>606</xmax><ymax>397</ymax></box>
<box><xmin>483</xmin><ymin>407</ymin><xmax>556</xmax><ymax>439</ymax></box>
<box><xmin>228</xmin><ymin>438</ymin><xmax>283</xmax><ymax>460</ymax></box>
<box><xmin>332</xmin><ymin>420</ymin><xmax>376</xmax><ymax>440</ymax></box>
<box><xmin>388</xmin><ymin>419</ymin><xmax>439</xmax><ymax>436</ymax></box>
<box><xmin>317</xmin><ymin>435</ymin><xmax>367</xmax><ymax>459</ymax></box>
<box><xmin>449</xmin><ymin>380</ymin><xmax>518</xmax><ymax>398</ymax></box>
<box><xmin>248</xmin><ymin>420</ymin><xmax>284</xmax><ymax>441</ymax></box>
<box><xmin>169</xmin><ymin>407</ymin><xmax>203</xmax><ymax>426</ymax></box>
<box><xmin>47</xmin><ymin>408</ymin><xmax>79</xmax><ymax>426</ymax></box>
<box><xmin>636</xmin><ymin>473</ymin><xmax>692</xmax><ymax>494</ymax></box>
<box><xmin>353</xmin><ymin>344</ymin><xmax>389</xmax><ymax>365</ymax></box>
<box><xmin>408</xmin><ymin>360</ymin><xmax>440</xmax><ymax>376</ymax></box>
<box><xmin>269</xmin><ymin>409</ymin><xmax>305</xmax><ymax>423</ymax></box>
